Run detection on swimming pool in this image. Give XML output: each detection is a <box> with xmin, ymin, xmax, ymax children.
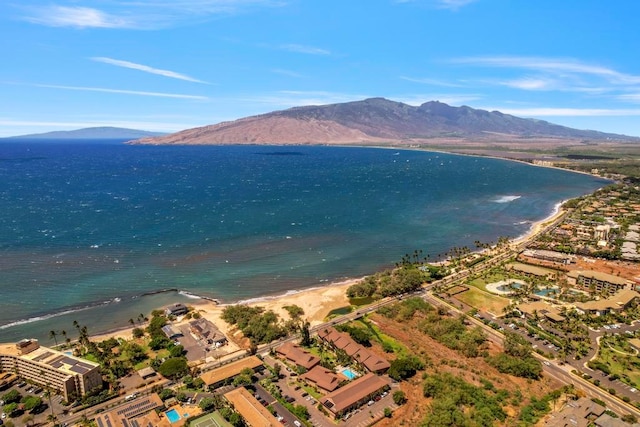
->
<box><xmin>342</xmin><ymin>368</ymin><xmax>358</xmax><ymax>380</ymax></box>
<box><xmin>166</xmin><ymin>409</ymin><xmax>181</xmax><ymax>423</ymax></box>
<box><xmin>495</xmin><ymin>282</ymin><xmax>523</xmax><ymax>293</ymax></box>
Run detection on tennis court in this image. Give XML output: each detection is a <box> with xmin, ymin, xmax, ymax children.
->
<box><xmin>189</xmin><ymin>412</ymin><xmax>232</xmax><ymax>427</ymax></box>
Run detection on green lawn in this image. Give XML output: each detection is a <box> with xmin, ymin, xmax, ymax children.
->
<box><xmin>595</xmin><ymin>339</ymin><xmax>640</xmax><ymax>387</ymax></box>
<box><xmin>455</xmin><ymin>287</ymin><xmax>510</xmax><ymax>315</ymax></box>
<box><xmin>325</xmin><ymin>306</ymin><xmax>353</xmax><ymax>319</ymax></box>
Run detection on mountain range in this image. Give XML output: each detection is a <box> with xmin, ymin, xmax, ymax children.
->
<box><xmin>129</xmin><ymin>98</ymin><xmax>637</xmax><ymax>145</ymax></box>
<box><xmin>5</xmin><ymin>126</ymin><xmax>165</xmax><ymax>140</ymax></box>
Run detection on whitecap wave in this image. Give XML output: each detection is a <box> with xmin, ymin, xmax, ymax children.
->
<box><xmin>494</xmin><ymin>195</ymin><xmax>521</xmax><ymax>203</ymax></box>
<box><xmin>178</xmin><ymin>290</ymin><xmax>202</xmax><ymax>300</ymax></box>
<box><xmin>0</xmin><ymin>297</ymin><xmax>123</xmax><ymax>330</ymax></box>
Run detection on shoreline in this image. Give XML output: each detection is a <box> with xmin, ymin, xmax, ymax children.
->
<box><xmin>0</xmin><ymin>144</ymin><xmax>609</xmax><ymax>345</ymax></box>
<box><xmin>88</xmin><ymin>277</ymin><xmax>358</xmax><ymax>344</ymax></box>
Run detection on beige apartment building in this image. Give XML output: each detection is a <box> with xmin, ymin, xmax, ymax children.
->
<box><xmin>0</xmin><ymin>339</ymin><xmax>102</xmax><ymax>401</ymax></box>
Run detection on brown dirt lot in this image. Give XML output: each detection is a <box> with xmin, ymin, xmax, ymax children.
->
<box><xmin>518</xmin><ymin>254</ymin><xmax>640</xmax><ymax>282</ymax></box>
<box><xmin>369</xmin><ymin>312</ymin><xmax>562</xmax><ymax>427</ymax></box>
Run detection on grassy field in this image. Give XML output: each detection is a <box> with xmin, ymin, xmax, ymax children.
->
<box><xmin>456</xmin><ymin>286</ymin><xmax>510</xmax><ymax>315</ymax></box>
<box><xmin>595</xmin><ymin>341</ymin><xmax>640</xmax><ymax>388</ymax></box>
<box><xmin>467</xmin><ymin>272</ymin><xmax>509</xmax><ymax>291</ymax></box>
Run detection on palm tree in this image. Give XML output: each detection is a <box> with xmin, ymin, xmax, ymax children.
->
<box><xmin>49</xmin><ymin>330</ymin><xmax>58</xmax><ymax>346</ymax></box>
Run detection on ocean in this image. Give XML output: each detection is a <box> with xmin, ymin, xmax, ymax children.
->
<box><xmin>0</xmin><ymin>142</ymin><xmax>609</xmax><ymax>342</ymax></box>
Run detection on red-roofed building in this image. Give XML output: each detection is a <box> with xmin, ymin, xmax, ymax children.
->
<box><xmin>301</xmin><ymin>365</ymin><xmax>344</xmax><ymax>392</ymax></box>
<box><xmin>320</xmin><ymin>373</ymin><xmax>390</xmax><ymax>418</ymax></box>
<box><xmin>316</xmin><ymin>327</ymin><xmax>390</xmax><ymax>373</ymax></box>
<box><xmin>275</xmin><ymin>342</ymin><xmax>320</xmax><ymax>371</ymax></box>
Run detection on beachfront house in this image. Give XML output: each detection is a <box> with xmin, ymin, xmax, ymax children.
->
<box><xmin>165</xmin><ymin>303</ymin><xmax>189</xmax><ymax>317</ymax></box>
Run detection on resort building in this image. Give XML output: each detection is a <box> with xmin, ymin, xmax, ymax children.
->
<box><xmin>224</xmin><ymin>387</ymin><xmax>281</xmax><ymax>426</ymax></box>
<box><xmin>275</xmin><ymin>342</ymin><xmax>320</xmax><ymax>371</ymax></box>
<box><xmin>94</xmin><ymin>393</ymin><xmax>168</xmax><ymax>427</ymax></box>
<box><xmin>521</xmin><ymin>249</ymin><xmax>575</xmax><ymax>265</ymax></box>
<box><xmin>517</xmin><ymin>301</ymin><xmax>565</xmax><ymax>323</ymax></box>
<box><xmin>0</xmin><ymin>339</ymin><xmax>102</xmax><ymax>401</ymax></box>
<box><xmin>574</xmin><ymin>289</ymin><xmax>640</xmax><ymax>316</ymax></box>
<box><xmin>508</xmin><ymin>263</ymin><xmax>557</xmax><ymax>280</ymax></box>
<box><xmin>300</xmin><ymin>365</ymin><xmax>343</xmax><ymax>392</ymax></box>
<box><xmin>317</xmin><ymin>327</ymin><xmax>390</xmax><ymax>373</ymax></box>
<box><xmin>320</xmin><ymin>373</ymin><xmax>390</xmax><ymax>419</ymax></box>
<box><xmin>189</xmin><ymin>318</ymin><xmax>228</xmax><ymax>347</ymax></box>
<box><xmin>200</xmin><ymin>356</ymin><xmax>264</xmax><ymax>389</ymax></box>
<box><xmin>568</xmin><ymin>270</ymin><xmax>634</xmax><ymax>295</ymax></box>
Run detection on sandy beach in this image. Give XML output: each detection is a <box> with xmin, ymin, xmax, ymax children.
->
<box><xmin>87</xmin><ymin>199</ymin><xmax>567</xmax><ymax>346</ymax></box>
<box><xmin>90</xmin><ymin>278</ymin><xmax>357</xmax><ymax>345</ymax></box>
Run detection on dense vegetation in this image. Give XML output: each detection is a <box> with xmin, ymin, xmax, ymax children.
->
<box><xmin>221</xmin><ymin>305</ymin><xmax>287</xmax><ymax>344</ymax></box>
<box><xmin>486</xmin><ymin>332</ymin><xmax>542</xmax><ymax>379</ymax></box>
<box><xmin>422</xmin><ymin>372</ymin><xmax>507</xmax><ymax>427</ymax></box>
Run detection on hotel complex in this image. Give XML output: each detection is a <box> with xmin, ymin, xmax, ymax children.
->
<box><xmin>0</xmin><ymin>339</ymin><xmax>102</xmax><ymax>401</ymax></box>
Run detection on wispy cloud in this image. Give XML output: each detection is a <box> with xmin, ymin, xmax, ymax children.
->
<box><xmin>23</xmin><ymin>6</ymin><xmax>131</xmax><ymax>29</ymax></box>
<box><xmin>22</xmin><ymin>1</ymin><xmax>284</xmax><ymax>29</ymax></box>
<box><xmin>32</xmin><ymin>83</ymin><xmax>209</xmax><ymax>100</ymax></box>
<box><xmin>481</xmin><ymin>106</ymin><xmax>640</xmax><ymax>117</ymax></box>
<box><xmin>279</xmin><ymin>44</ymin><xmax>331</xmax><ymax>55</ymax></box>
<box><xmin>499</xmin><ymin>77</ymin><xmax>554</xmax><ymax>91</ymax></box>
<box><xmin>0</xmin><ymin>119</ymin><xmax>192</xmax><ymax>133</ymax></box>
<box><xmin>234</xmin><ymin>90</ymin><xmax>369</xmax><ymax>108</ymax></box>
<box><xmin>395</xmin><ymin>94</ymin><xmax>481</xmax><ymax>105</ymax></box>
<box><xmin>435</xmin><ymin>0</ymin><xmax>477</xmax><ymax>11</ymax></box>
<box><xmin>271</xmin><ymin>69</ymin><xmax>304</xmax><ymax>78</ymax></box>
<box><xmin>400</xmin><ymin>76</ymin><xmax>464</xmax><ymax>87</ymax></box>
<box><xmin>91</xmin><ymin>57</ymin><xmax>208</xmax><ymax>84</ymax></box>
<box><xmin>452</xmin><ymin>56</ymin><xmax>640</xmax><ymax>85</ymax></box>
<box><xmin>393</xmin><ymin>0</ymin><xmax>477</xmax><ymax>10</ymax></box>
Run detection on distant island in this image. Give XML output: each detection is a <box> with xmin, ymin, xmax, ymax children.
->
<box><xmin>3</xmin><ymin>126</ymin><xmax>166</xmax><ymax>141</ymax></box>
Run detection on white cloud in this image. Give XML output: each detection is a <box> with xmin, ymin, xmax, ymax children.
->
<box><xmin>91</xmin><ymin>57</ymin><xmax>208</xmax><ymax>84</ymax></box>
<box><xmin>280</xmin><ymin>44</ymin><xmax>331</xmax><ymax>55</ymax></box>
<box><xmin>395</xmin><ymin>94</ymin><xmax>481</xmax><ymax>105</ymax></box>
<box><xmin>271</xmin><ymin>69</ymin><xmax>304</xmax><ymax>78</ymax></box>
<box><xmin>500</xmin><ymin>77</ymin><xmax>553</xmax><ymax>90</ymax></box>
<box><xmin>436</xmin><ymin>0</ymin><xmax>477</xmax><ymax>11</ymax></box>
<box><xmin>23</xmin><ymin>6</ymin><xmax>131</xmax><ymax>28</ymax></box>
<box><xmin>33</xmin><ymin>83</ymin><xmax>209</xmax><ymax>100</ymax></box>
<box><xmin>0</xmin><ymin>119</ymin><xmax>191</xmax><ymax>133</ymax></box>
<box><xmin>452</xmin><ymin>55</ymin><xmax>640</xmax><ymax>85</ymax></box>
<box><xmin>617</xmin><ymin>94</ymin><xmax>640</xmax><ymax>103</ymax></box>
<box><xmin>400</xmin><ymin>76</ymin><xmax>464</xmax><ymax>87</ymax></box>
<box><xmin>482</xmin><ymin>106</ymin><xmax>640</xmax><ymax>117</ymax></box>
<box><xmin>22</xmin><ymin>1</ymin><xmax>284</xmax><ymax>29</ymax></box>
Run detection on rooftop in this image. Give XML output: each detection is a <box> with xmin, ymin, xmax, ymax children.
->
<box><xmin>200</xmin><ymin>356</ymin><xmax>263</xmax><ymax>386</ymax></box>
<box><xmin>224</xmin><ymin>387</ymin><xmax>280</xmax><ymax>426</ymax></box>
<box><xmin>320</xmin><ymin>373</ymin><xmax>390</xmax><ymax>414</ymax></box>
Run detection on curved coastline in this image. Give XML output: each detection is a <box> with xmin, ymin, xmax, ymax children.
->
<box><xmin>0</xmin><ymin>144</ymin><xmax>610</xmax><ymax>344</ymax></box>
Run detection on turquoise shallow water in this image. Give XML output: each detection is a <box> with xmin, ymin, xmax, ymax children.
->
<box><xmin>0</xmin><ymin>143</ymin><xmax>609</xmax><ymax>342</ymax></box>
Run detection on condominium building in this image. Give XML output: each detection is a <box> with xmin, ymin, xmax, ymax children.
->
<box><xmin>0</xmin><ymin>339</ymin><xmax>102</xmax><ymax>401</ymax></box>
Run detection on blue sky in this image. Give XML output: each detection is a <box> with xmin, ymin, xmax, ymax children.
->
<box><xmin>2</xmin><ymin>0</ymin><xmax>640</xmax><ymax>137</ymax></box>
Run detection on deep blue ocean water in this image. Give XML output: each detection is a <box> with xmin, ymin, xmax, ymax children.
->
<box><xmin>0</xmin><ymin>142</ymin><xmax>609</xmax><ymax>342</ymax></box>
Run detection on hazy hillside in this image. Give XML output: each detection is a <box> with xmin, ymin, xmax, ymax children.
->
<box><xmin>129</xmin><ymin>98</ymin><xmax>636</xmax><ymax>145</ymax></box>
<box><xmin>6</xmin><ymin>126</ymin><xmax>165</xmax><ymax>140</ymax></box>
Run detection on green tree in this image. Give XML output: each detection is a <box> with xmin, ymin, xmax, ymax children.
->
<box><xmin>158</xmin><ymin>357</ymin><xmax>188</xmax><ymax>379</ymax></box>
<box><xmin>21</xmin><ymin>395</ymin><xmax>43</xmax><ymax>412</ymax></box>
<box><xmin>2</xmin><ymin>389</ymin><xmax>21</xmax><ymax>404</ymax></box>
<box><xmin>392</xmin><ymin>390</ymin><xmax>407</xmax><ymax>405</ymax></box>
